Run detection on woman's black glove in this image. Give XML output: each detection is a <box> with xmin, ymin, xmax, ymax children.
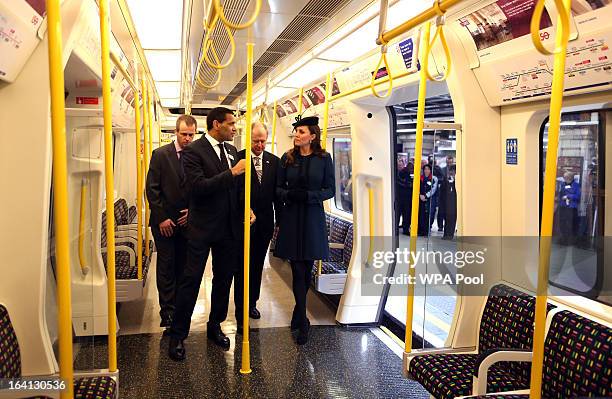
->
<box><xmin>287</xmin><ymin>189</ymin><xmax>308</xmax><ymax>203</ymax></box>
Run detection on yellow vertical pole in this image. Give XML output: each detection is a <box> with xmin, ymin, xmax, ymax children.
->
<box><xmin>240</xmin><ymin>42</ymin><xmax>255</xmax><ymax>375</ymax></box>
<box><xmin>78</xmin><ymin>180</ymin><xmax>89</xmax><ymax>274</ymax></box>
<box><xmin>529</xmin><ymin>1</ymin><xmax>570</xmax><ymax>397</ymax></box>
<box><xmin>318</xmin><ymin>73</ymin><xmax>332</xmax><ymax>275</ymax></box>
<box><xmin>270</xmin><ymin>101</ymin><xmax>278</xmax><ymax>154</ymax></box>
<box><xmin>405</xmin><ymin>22</ymin><xmax>431</xmax><ymax>353</ymax></box>
<box><xmin>367</xmin><ymin>184</ymin><xmax>375</xmax><ymax>265</ymax></box>
<box><xmin>142</xmin><ymin>79</ymin><xmax>151</xmax><ymax>257</ymax></box>
<box><xmin>298</xmin><ymin>87</ymin><xmax>304</xmax><ymax>115</ymax></box>
<box><xmin>45</xmin><ymin>1</ymin><xmax>74</xmax><ymax>396</ymax></box>
<box><xmin>134</xmin><ymin>80</ymin><xmax>143</xmax><ymax>280</ymax></box>
<box><xmin>99</xmin><ymin>0</ymin><xmax>118</xmax><ymax>372</ymax></box>
<box><xmin>147</xmin><ymin>85</ymin><xmax>154</xmax><ymax>157</ymax></box>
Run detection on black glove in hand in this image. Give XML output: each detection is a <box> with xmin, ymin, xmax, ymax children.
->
<box><xmin>287</xmin><ymin>189</ymin><xmax>308</xmax><ymax>203</ymax></box>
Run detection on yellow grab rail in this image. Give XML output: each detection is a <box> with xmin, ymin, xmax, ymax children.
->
<box><xmin>529</xmin><ymin>0</ymin><xmax>571</xmax><ymax>397</ymax></box>
<box><xmin>405</xmin><ymin>21</ymin><xmax>432</xmax><ymax>353</ymax></box>
<box><xmin>46</xmin><ymin>0</ymin><xmax>74</xmax><ymax>395</ymax></box>
<box><xmin>202</xmin><ymin>14</ymin><xmax>236</xmax><ymax>70</ymax></box>
<box><xmin>99</xmin><ymin>0</ymin><xmax>118</xmax><ymax>372</ymax></box>
<box><xmin>240</xmin><ymin>42</ymin><xmax>255</xmax><ymax>375</ymax></box>
<box><xmin>530</xmin><ymin>0</ymin><xmax>570</xmax><ymax>55</ymax></box>
<box><xmin>298</xmin><ymin>87</ymin><xmax>304</xmax><ymax>115</ymax></box>
<box><xmin>109</xmin><ymin>52</ymin><xmax>136</xmax><ymax>89</ymax></box>
<box><xmin>424</xmin><ymin>17</ymin><xmax>451</xmax><ymax>81</ymax></box>
<box><xmin>213</xmin><ymin>0</ymin><xmax>261</xmax><ymax>30</ymax></box>
<box><xmin>78</xmin><ymin>179</ymin><xmax>90</xmax><ymax>275</ymax></box>
<box><xmin>271</xmin><ymin>101</ymin><xmax>278</xmax><ymax>154</ymax></box>
<box><xmin>134</xmin><ymin>71</ymin><xmax>143</xmax><ymax>280</ymax></box>
<box><xmin>142</xmin><ymin>78</ymin><xmax>151</xmax><ymax>257</ymax></box>
<box><xmin>147</xmin><ymin>85</ymin><xmax>154</xmax><ymax>157</ymax></box>
<box><xmin>371</xmin><ymin>0</ymin><xmax>393</xmax><ymax>98</ymax></box>
<box><xmin>377</xmin><ymin>0</ymin><xmax>464</xmax><ymax>45</ymax></box>
<box><xmin>318</xmin><ymin>73</ymin><xmax>332</xmax><ymax>275</ymax></box>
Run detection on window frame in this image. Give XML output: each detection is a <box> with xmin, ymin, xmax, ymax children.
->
<box><xmin>330</xmin><ymin>137</ymin><xmax>353</xmax><ymax>217</ymax></box>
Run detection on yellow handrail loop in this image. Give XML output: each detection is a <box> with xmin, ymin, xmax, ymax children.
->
<box><xmin>530</xmin><ymin>0</ymin><xmax>570</xmax><ymax>55</ymax></box>
<box><xmin>371</xmin><ymin>0</ymin><xmax>393</xmax><ymax>98</ymax></box>
<box><xmin>196</xmin><ymin>39</ymin><xmax>223</xmax><ymax>89</ymax></box>
<box><xmin>213</xmin><ymin>0</ymin><xmax>262</xmax><ymax>30</ymax></box>
<box><xmin>424</xmin><ymin>14</ymin><xmax>452</xmax><ymax>82</ymax></box>
<box><xmin>202</xmin><ymin>14</ymin><xmax>236</xmax><ymax>70</ymax></box>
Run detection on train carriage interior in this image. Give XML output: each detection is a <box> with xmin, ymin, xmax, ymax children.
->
<box><xmin>0</xmin><ymin>0</ymin><xmax>610</xmax><ymax>398</ymax></box>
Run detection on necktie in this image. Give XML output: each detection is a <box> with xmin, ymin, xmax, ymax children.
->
<box><xmin>218</xmin><ymin>143</ymin><xmax>229</xmax><ymax>170</ymax></box>
<box><xmin>254</xmin><ymin>156</ymin><xmax>262</xmax><ymax>183</ymax></box>
<box><xmin>177</xmin><ymin>150</ymin><xmax>185</xmax><ymax>180</ymax></box>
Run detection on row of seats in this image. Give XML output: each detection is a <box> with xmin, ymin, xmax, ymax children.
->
<box><xmin>0</xmin><ymin>305</ymin><xmax>117</xmax><ymax>399</ymax></box>
<box><xmin>100</xmin><ymin>198</ymin><xmax>153</xmax><ymax>282</ymax></box>
<box><xmin>409</xmin><ymin>283</ymin><xmax>611</xmax><ymax>399</ymax></box>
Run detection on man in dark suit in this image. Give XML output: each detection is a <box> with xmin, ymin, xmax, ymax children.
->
<box><xmin>146</xmin><ymin>114</ymin><xmax>195</xmax><ymax>328</ymax></box>
<box><xmin>235</xmin><ymin>122</ymin><xmax>281</xmax><ymax>330</ymax></box>
<box><xmin>168</xmin><ymin>107</ymin><xmax>254</xmax><ymax>360</ymax></box>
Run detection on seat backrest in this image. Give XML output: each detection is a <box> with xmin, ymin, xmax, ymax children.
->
<box><xmin>101</xmin><ymin>211</ymin><xmax>107</xmax><ymax>247</ymax></box>
<box><xmin>541</xmin><ymin>310</ymin><xmax>611</xmax><ymax>398</ymax></box>
<box><xmin>0</xmin><ymin>305</ymin><xmax>21</xmax><ymax>378</ymax></box>
<box><xmin>114</xmin><ymin>199</ymin><xmax>129</xmax><ymax>226</ymax></box>
<box><xmin>325</xmin><ymin>213</ymin><xmax>331</xmax><ymax>238</ymax></box>
<box><xmin>329</xmin><ymin>217</ymin><xmax>351</xmax><ymax>262</ymax></box>
<box><xmin>128</xmin><ymin>206</ymin><xmax>137</xmax><ymax>224</ymax></box>
<box><xmin>342</xmin><ymin>224</ymin><xmax>353</xmax><ymax>268</ymax></box>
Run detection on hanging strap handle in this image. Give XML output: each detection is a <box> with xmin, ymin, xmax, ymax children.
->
<box><xmin>530</xmin><ymin>0</ymin><xmax>570</xmax><ymax>55</ymax></box>
<box><xmin>213</xmin><ymin>0</ymin><xmax>262</xmax><ymax>30</ymax></box>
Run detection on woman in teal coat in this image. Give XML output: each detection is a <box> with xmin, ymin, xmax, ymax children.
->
<box><xmin>275</xmin><ymin>116</ymin><xmax>335</xmax><ymax>345</ymax></box>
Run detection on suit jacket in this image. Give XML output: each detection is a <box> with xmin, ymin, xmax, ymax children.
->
<box><xmin>146</xmin><ymin>142</ymin><xmax>189</xmax><ymax>227</ymax></box>
<box><xmin>237</xmin><ymin>149</ymin><xmax>282</xmax><ymax>237</ymax></box>
<box><xmin>182</xmin><ymin>135</ymin><xmax>242</xmax><ymax>242</ymax></box>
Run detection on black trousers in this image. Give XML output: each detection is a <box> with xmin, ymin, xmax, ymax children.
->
<box><xmin>151</xmin><ymin>226</ymin><xmax>187</xmax><ymax>318</ymax></box>
<box><xmin>558</xmin><ymin>207</ymin><xmax>578</xmax><ymax>244</ymax></box>
<box><xmin>397</xmin><ymin>191</ymin><xmax>411</xmax><ymax>234</ymax></box>
<box><xmin>290</xmin><ymin>260</ymin><xmax>313</xmax><ymax>328</ymax></box>
<box><xmin>234</xmin><ymin>228</ymin><xmax>273</xmax><ymax>319</ymax></box>
<box><xmin>418</xmin><ymin>200</ymin><xmax>431</xmax><ymax>236</ymax></box>
<box><xmin>444</xmin><ymin>212</ymin><xmax>457</xmax><ymax>238</ymax></box>
<box><xmin>169</xmin><ymin>235</ymin><xmax>239</xmax><ymax>340</ymax></box>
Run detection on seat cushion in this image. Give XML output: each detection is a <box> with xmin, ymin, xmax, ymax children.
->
<box><xmin>74</xmin><ymin>376</ymin><xmax>117</xmax><ymax>399</ymax></box>
<box><xmin>328</xmin><ymin>218</ymin><xmax>351</xmax><ymax>261</ymax></box>
<box><xmin>0</xmin><ymin>305</ymin><xmax>21</xmax><ymax>378</ymax></box>
<box><xmin>342</xmin><ymin>224</ymin><xmax>353</xmax><ymax>266</ymax></box>
<box><xmin>410</xmin><ymin>354</ymin><xmax>529</xmax><ymax>399</ymax></box>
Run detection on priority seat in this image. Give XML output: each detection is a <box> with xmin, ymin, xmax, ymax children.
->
<box><xmin>408</xmin><ymin>284</ymin><xmax>554</xmax><ymax>399</ymax></box>
<box><xmin>462</xmin><ymin>309</ymin><xmax>611</xmax><ymax>399</ymax></box>
<box><xmin>0</xmin><ymin>305</ymin><xmax>117</xmax><ymax>399</ymax></box>
<box><xmin>314</xmin><ymin>215</ymin><xmax>353</xmax><ymax>294</ymax></box>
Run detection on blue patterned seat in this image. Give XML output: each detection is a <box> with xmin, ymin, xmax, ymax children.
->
<box><xmin>328</xmin><ymin>217</ymin><xmax>351</xmax><ymax>262</ymax></box>
<box><xmin>410</xmin><ymin>284</ymin><xmax>552</xmax><ymax>399</ymax></box>
<box><xmin>0</xmin><ymin>305</ymin><xmax>116</xmax><ymax>399</ymax></box>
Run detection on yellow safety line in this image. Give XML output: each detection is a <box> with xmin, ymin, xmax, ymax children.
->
<box><xmin>213</xmin><ymin>0</ymin><xmax>261</xmax><ymax>30</ymax></box>
<box><xmin>142</xmin><ymin>79</ymin><xmax>151</xmax><ymax>257</ymax></box>
<box><xmin>46</xmin><ymin>0</ymin><xmax>74</xmax><ymax>395</ymax></box>
<box><xmin>380</xmin><ymin>325</ymin><xmax>405</xmax><ymax>348</ymax></box>
<box><xmin>99</xmin><ymin>0</ymin><xmax>118</xmax><ymax>372</ymax></box>
<box><xmin>405</xmin><ymin>21</ymin><xmax>432</xmax><ymax>353</ymax></box>
<box><xmin>78</xmin><ymin>180</ymin><xmax>89</xmax><ymax>275</ymax></box>
<box><xmin>529</xmin><ymin>0</ymin><xmax>570</xmax><ymax>397</ymax></box>
<box><xmin>240</xmin><ymin>42</ymin><xmax>255</xmax><ymax>375</ymax></box>
<box><xmin>271</xmin><ymin>101</ymin><xmax>278</xmax><ymax>154</ymax></box>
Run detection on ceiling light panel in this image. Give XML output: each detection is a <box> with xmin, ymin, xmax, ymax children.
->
<box><xmin>160</xmin><ymin>98</ymin><xmax>180</xmax><ymax>107</ymax></box>
<box><xmin>145</xmin><ymin>50</ymin><xmax>182</xmax><ymax>81</ymax></box>
<box><xmin>155</xmin><ymin>81</ymin><xmax>181</xmax><ymax>99</ymax></box>
<box><xmin>126</xmin><ymin>0</ymin><xmax>183</xmax><ymax>49</ymax></box>
<box><xmin>318</xmin><ymin>19</ymin><xmax>379</xmax><ymax>62</ymax></box>
<box><xmin>278</xmin><ymin>59</ymin><xmax>343</xmax><ymax>89</ymax></box>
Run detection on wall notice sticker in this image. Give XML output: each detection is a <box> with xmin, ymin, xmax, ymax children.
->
<box><xmin>458</xmin><ymin>0</ymin><xmax>552</xmax><ymax>52</ymax></box>
<box><xmin>76</xmin><ymin>97</ymin><xmax>99</xmax><ymax>105</ymax></box>
<box><xmin>506</xmin><ymin>138</ymin><xmax>518</xmax><ymax>165</ymax></box>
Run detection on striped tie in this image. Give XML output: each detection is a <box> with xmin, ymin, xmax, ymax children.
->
<box><xmin>254</xmin><ymin>156</ymin><xmax>262</xmax><ymax>183</ymax></box>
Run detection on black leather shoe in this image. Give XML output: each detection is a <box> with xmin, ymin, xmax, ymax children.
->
<box><xmin>296</xmin><ymin>322</ymin><xmax>310</xmax><ymax>345</ymax></box>
<box><xmin>249</xmin><ymin>307</ymin><xmax>261</xmax><ymax>319</ymax></box>
<box><xmin>207</xmin><ymin>327</ymin><xmax>230</xmax><ymax>350</ymax></box>
<box><xmin>160</xmin><ymin>314</ymin><xmax>173</xmax><ymax>328</ymax></box>
<box><xmin>168</xmin><ymin>337</ymin><xmax>185</xmax><ymax>361</ymax></box>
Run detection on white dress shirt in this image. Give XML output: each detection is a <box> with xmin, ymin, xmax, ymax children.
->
<box><xmin>205</xmin><ymin>134</ymin><xmax>232</xmax><ymax>169</ymax></box>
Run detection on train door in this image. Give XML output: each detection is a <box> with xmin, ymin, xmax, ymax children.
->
<box><xmin>541</xmin><ymin>108</ymin><xmax>611</xmax><ymax>306</ymax></box>
<box><xmin>382</xmin><ymin>93</ymin><xmax>459</xmax><ymax>348</ymax></box>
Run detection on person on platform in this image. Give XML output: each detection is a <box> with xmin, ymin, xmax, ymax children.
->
<box><xmin>557</xmin><ymin>171</ymin><xmax>580</xmax><ymax>245</ymax></box>
<box><xmin>439</xmin><ymin>164</ymin><xmax>457</xmax><ymax>239</ymax></box>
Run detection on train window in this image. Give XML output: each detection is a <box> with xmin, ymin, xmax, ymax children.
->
<box><xmin>332</xmin><ymin>138</ymin><xmax>353</xmax><ymax>214</ymax></box>
<box><xmin>540</xmin><ymin>110</ymin><xmax>609</xmax><ymax>306</ymax></box>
